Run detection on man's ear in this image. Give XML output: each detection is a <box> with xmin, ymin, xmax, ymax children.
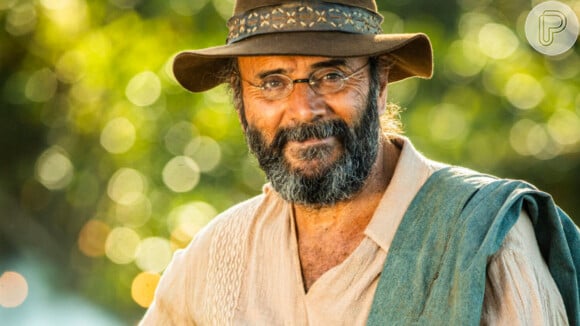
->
<box><xmin>376</xmin><ymin>66</ymin><xmax>389</xmax><ymax>115</ymax></box>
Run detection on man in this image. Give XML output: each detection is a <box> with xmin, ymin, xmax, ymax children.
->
<box><xmin>142</xmin><ymin>0</ymin><xmax>579</xmax><ymax>324</ymax></box>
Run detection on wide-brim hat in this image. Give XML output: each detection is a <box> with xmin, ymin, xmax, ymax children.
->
<box><xmin>173</xmin><ymin>0</ymin><xmax>433</xmax><ymax>92</ymax></box>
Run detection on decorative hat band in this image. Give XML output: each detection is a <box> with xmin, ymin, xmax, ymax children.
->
<box><xmin>226</xmin><ymin>2</ymin><xmax>384</xmax><ymax>44</ymax></box>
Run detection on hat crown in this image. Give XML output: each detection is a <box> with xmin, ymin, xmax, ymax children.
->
<box><xmin>226</xmin><ymin>0</ymin><xmax>384</xmax><ymax>44</ymax></box>
<box><xmin>233</xmin><ymin>0</ymin><xmax>379</xmax><ymax>15</ymax></box>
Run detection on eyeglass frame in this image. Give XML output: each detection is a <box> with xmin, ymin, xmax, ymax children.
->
<box><xmin>238</xmin><ymin>60</ymin><xmax>372</xmax><ymax>101</ymax></box>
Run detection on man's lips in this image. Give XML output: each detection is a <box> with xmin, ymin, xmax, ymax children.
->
<box><xmin>286</xmin><ymin>136</ymin><xmax>336</xmax><ymax>148</ymax></box>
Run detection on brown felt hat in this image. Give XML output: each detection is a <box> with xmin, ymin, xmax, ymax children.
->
<box><xmin>173</xmin><ymin>0</ymin><xmax>433</xmax><ymax>92</ymax></box>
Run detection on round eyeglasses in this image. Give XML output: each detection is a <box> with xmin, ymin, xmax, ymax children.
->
<box><xmin>241</xmin><ymin>61</ymin><xmax>370</xmax><ymax>101</ymax></box>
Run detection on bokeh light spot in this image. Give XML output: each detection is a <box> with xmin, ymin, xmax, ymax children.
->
<box><xmin>504</xmin><ymin>74</ymin><xmax>545</xmax><ymax>110</ymax></box>
<box><xmin>184</xmin><ymin>136</ymin><xmax>222</xmax><ymax>172</ymax></box>
<box><xmin>105</xmin><ymin>227</ymin><xmax>140</xmax><ymax>265</ymax></box>
<box><xmin>547</xmin><ymin>110</ymin><xmax>580</xmax><ymax>146</ymax></box>
<box><xmin>115</xmin><ymin>194</ymin><xmax>152</xmax><ymax>228</ymax></box>
<box><xmin>78</xmin><ymin>219</ymin><xmax>111</xmax><ymax>257</ymax></box>
<box><xmin>167</xmin><ymin>202</ymin><xmax>216</xmax><ymax>247</ymax></box>
<box><xmin>41</xmin><ymin>0</ymin><xmax>87</xmax><ymax>32</ymax></box>
<box><xmin>131</xmin><ymin>272</ymin><xmax>160</xmax><ymax>308</ymax></box>
<box><xmin>0</xmin><ymin>271</ymin><xmax>28</xmax><ymax>308</ymax></box>
<box><xmin>478</xmin><ymin>23</ymin><xmax>519</xmax><ymax>59</ymax></box>
<box><xmin>107</xmin><ymin>168</ymin><xmax>147</xmax><ymax>205</ymax></box>
<box><xmin>25</xmin><ymin>68</ymin><xmax>57</xmax><ymax>103</ymax></box>
<box><xmin>100</xmin><ymin>117</ymin><xmax>137</xmax><ymax>154</ymax></box>
<box><xmin>164</xmin><ymin>121</ymin><xmax>199</xmax><ymax>155</ymax></box>
<box><xmin>135</xmin><ymin>237</ymin><xmax>173</xmax><ymax>273</ymax></box>
<box><xmin>35</xmin><ymin>146</ymin><xmax>74</xmax><ymax>190</ymax></box>
<box><xmin>162</xmin><ymin>156</ymin><xmax>200</xmax><ymax>193</ymax></box>
<box><xmin>126</xmin><ymin>71</ymin><xmax>161</xmax><ymax>107</ymax></box>
<box><xmin>527</xmin><ymin>124</ymin><xmax>556</xmax><ymax>159</ymax></box>
<box><xmin>510</xmin><ymin>119</ymin><xmax>536</xmax><ymax>156</ymax></box>
<box><xmin>445</xmin><ymin>40</ymin><xmax>487</xmax><ymax>77</ymax></box>
<box><xmin>5</xmin><ymin>3</ymin><xmax>36</xmax><ymax>36</ymax></box>
<box><xmin>509</xmin><ymin>119</ymin><xmax>554</xmax><ymax>158</ymax></box>
<box><xmin>56</xmin><ymin>51</ymin><xmax>86</xmax><ymax>83</ymax></box>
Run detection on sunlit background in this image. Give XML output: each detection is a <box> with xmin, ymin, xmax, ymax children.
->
<box><xmin>1</xmin><ymin>0</ymin><xmax>579</xmax><ymax>324</ymax></box>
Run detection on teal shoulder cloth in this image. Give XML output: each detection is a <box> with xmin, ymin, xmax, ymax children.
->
<box><xmin>367</xmin><ymin>167</ymin><xmax>579</xmax><ymax>325</ymax></box>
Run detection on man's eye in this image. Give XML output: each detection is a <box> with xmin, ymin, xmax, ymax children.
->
<box><xmin>318</xmin><ymin>70</ymin><xmax>345</xmax><ymax>83</ymax></box>
<box><xmin>261</xmin><ymin>76</ymin><xmax>287</xmax><ymax>90</ymax></box>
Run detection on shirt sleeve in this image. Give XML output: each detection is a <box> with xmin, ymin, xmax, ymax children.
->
<box><xmin>139</xmin><ymin>249</ymin><xmax>196</xmax><ymax>325</ymax></box>
<box><xmin>138</xmin><ymin>225</ymin><xmax>214</xmax><ymax>326</ymax></box>
<box><xmin>480</xmin><ymin>209</ymin><xmax>569</xmax><ymax>325</ymax></box>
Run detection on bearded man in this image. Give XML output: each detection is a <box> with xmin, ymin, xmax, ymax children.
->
<box><xmin>141</xmin><ymin>1</ymin><xmax>579</xmax><ymax>324</ymax></box>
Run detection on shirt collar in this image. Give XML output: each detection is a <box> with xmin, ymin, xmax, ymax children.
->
<box><xmin>364</xmin><ymin>136</ymin><xmax>446</xmax><ymax>252</ymax></box>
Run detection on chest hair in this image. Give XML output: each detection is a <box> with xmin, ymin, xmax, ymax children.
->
<box><xmin>298</xmin><ymin>230</ymin><xmax>366</xmax><ymax>291</ymax></box>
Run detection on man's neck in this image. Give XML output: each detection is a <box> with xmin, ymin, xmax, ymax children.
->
<box><xmin>293</xmin><ymin>137</ymin><xmax>400</xmax><ymax>291</ymax></box>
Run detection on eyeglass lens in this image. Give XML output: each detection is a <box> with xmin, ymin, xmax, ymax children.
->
<box><xmin>253</xmin><ymin>61</ymin><xmax>369</xmax><ymax>100</ymax></box>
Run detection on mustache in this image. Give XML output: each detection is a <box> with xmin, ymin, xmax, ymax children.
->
<box><xmin>270</xmin><ymin>119</ymin><xmax>349</xmax><ymax>152</ymax></box>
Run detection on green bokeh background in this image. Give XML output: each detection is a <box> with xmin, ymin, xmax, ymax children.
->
<box><xmin>1</xmin><ymin>0</ymin><xmax>579</xmax><ymax>324</ymax></box>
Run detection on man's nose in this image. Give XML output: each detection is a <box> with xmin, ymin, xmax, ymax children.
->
<box><xmin>285</xmin><ymin>82</ymin><xmax>327</xmax><ymax>123</ymax></box>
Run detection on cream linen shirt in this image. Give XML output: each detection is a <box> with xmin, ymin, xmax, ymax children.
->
<box><xmin>141</xmin><ymin>137</ymin><xmax>568</xmax><ymax>325</ymax></box>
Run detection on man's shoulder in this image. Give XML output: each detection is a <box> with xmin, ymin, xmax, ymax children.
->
<box><xmin>191</xmin><ymin>186</ymin><xmax>284</xmax><ymax>246</ymax></box>
<box><xmin>416</xmin><ymin>165</ymin><xmax>541</xmax><ymax>220</ymax></box>
<box><xmin>427</xmin><ymin>165</ymin><xmax>528</xmax><ymax>193</ymax></box>
<box><xmin>198</xmin><ymin>192</ymin><xmax>268</xmax><ymax>239</ymax></box>
<box><xmin>216</xmin><ymin>193</ymin><xmax>268</xmax><ymax>222</ymax></box>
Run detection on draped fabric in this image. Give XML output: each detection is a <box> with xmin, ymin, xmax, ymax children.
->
<box><xmin>368</xmin><ymin>167</ymin><xmax>579</xmax><ymax>325</ymax></box>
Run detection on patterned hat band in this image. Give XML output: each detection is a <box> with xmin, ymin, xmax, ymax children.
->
<box><xmin>226</xmin><ymin>1</ymin><xmax>384</xmax><ymax>44</ymax></box>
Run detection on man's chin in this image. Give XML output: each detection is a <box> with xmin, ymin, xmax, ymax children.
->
<box><xmin>284</xmin><ymin>146</ymin><xmax>342</xmax><ymax>174</ymax></box>
<box><xmin>286</xmin><ymin>157</ymin><xmax>338</xmax><ymax>178</ymax></box>
<box><xmin>291</xmin><ymin>167</ymin><xmax>330</xmax><ymax>180</ymax></box>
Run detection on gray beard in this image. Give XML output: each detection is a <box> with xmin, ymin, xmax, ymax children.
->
<box><xmin>244</xmin><ymin>89</ymin><xmax>381</xmax><ymax>207</ymax></box>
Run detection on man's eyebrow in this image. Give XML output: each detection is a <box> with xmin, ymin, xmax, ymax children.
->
<box><xmin>257</xmin><ymin>68</ymin><xmax>287</xmax><ymax>79</ymax></box>
<box><xmin>310</xmin><ymin>59</ymin><xmax>348</xmax><ymax>70</ymax></box>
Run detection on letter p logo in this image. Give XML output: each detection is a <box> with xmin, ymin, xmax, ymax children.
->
<box><xmin>525</xmin><ymin>1</ymin><xmax>579</xmax><ymax>56</ymax></box>
<box><xmin>539</xmin><ymin>10</ymin><xmax>567</xmax><ymax>46</ymax></box>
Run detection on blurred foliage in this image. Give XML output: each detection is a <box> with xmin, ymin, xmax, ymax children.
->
<box><xmin>0</xmin><ymin>0</ymin><xmax>578</xmax><ymax>323</ymax></box>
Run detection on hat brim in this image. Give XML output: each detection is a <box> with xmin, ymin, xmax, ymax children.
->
<box><xmin>173</xmin><ymin>32</ymin><xmax>433</xmax><ymax>92</ymax></box>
